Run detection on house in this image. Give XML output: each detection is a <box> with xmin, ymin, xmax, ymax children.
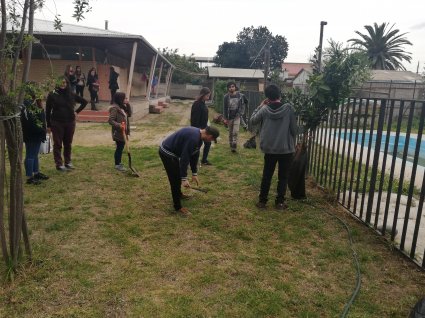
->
<box><xmin>353</xmin><ymin>70</ymin><xmax>425</xmax><ymax>100</ymax></box>
<box><xmin>207</xmin><ymin>67</ymin><xmax>265</xmax><ymax>92</ymax></box>
<box><xmin>11</xmin><ymin>19</ymin><xmax>174</xmax><ymax>105</ymax></box>
<box><xmin>292</xmin><ymin>68</ymin><xmax>313</xmax><ymax>93</ymax></box>
<box><xmin>281</xmin><ymin>62</ymin><xmax>313</xmax><ymax>89</ymax></box>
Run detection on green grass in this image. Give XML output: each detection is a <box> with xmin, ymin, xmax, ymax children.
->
<box><xmin>0</xmin><ymin>103</ymin><xmax>424</xmax><ymax>317</ymax></box>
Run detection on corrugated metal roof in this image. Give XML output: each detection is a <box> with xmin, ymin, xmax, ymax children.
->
<box><xmin>207</xmin><ymin>67</ymin><xmax>264</xmax><ymax>79</ymax></box>
<box><xmin>11</xmin><ymin>18</ymin><xmax>139</xmax><ymax>38</ymax></box>
<box><xmin>370</xmin><ymin>70</ymin><xmax>423</xmax><ymax>82</ymax></box>
<box><xmin>5</xmin><ymin>18</ymin><xmax>173</xmax><ymax>68</ymax></box>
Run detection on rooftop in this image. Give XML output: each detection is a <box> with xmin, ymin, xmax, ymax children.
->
<box><xmin>207</xmin><ymin>67</ymin><xmax>264</xmax><ymax>79</ymax></box>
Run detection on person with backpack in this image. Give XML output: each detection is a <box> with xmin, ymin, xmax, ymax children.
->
<box><xmin>223</xmin><ymin>81</ymin><xmax>247</xmax><ymax>153</ymax></box>
<box><xmin>249</xmin><ymin>84</ymin><xmax>297</xmax><ymax>210</ymax></box>
<box><xmin>20</xmin><ymin>83</ymin><xmax>49</xmax><ymax>184</ymax></box>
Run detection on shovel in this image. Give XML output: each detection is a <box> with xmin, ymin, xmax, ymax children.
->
<box><xmin>121</xmin><ymin>122</ymin><xmax>141</xmax><ymax>177</ymax></box>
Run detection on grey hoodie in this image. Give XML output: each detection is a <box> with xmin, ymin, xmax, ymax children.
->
<box><xmin>249</xmin><ymin>101</ymin><xmax>297</xmax><ymax>154</ymax></box>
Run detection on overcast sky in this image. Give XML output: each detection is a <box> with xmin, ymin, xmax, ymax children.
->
<box><xmin>35</xmin><ymin>0</ymin><xmax>425</xmax><ymax>73</ymax></box>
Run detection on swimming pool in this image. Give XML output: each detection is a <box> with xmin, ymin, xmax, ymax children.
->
<box><xmin>340</xmin><ymin>131</ymin><xmax>425</xmax><ymax>166</ymax></box>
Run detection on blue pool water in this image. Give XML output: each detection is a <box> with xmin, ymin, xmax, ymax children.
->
<box><xmin>340</xmin><ymin>132</ymin><xmax>425</xmax><ymax>165</ymax></box>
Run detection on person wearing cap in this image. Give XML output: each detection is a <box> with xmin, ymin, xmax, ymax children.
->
<box><xmin>159</xmin><ymin>126</ymin><xmax>219</xmax><ymax>216</ymax></box>
<box><xmin>191</xmin><ymin>87</ymin><xmax>213</xmax><ymax>165</ymax></box>
<box><xmin>249</xmin><ymin>84</ymin><xmax>297</xmax><ymax>211</ymax></box>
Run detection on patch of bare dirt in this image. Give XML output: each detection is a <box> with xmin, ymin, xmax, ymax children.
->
<box><xmin>73</xmin><ymin>100</ymin><xmax>193</xmax><ymax>147</ymax></box>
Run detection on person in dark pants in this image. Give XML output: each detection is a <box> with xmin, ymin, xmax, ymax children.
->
<box><xmin>190</xmin><ymin>87</ymin><xmax>213</xmax><ymax>165</ymax></box>
<box><xmin>87</xmin><ymin>67</ymin><xmax>99</xmax><ymax>111</ymax></box>
<box><xmin>249</xmin><ymin>84</ymin><xmax>297</xmax><ymax>210</ymax></box>
<box><xmin>20</xmin><ymin>83</ymin><xmax>49</xmax><ymax>184</ymax></box>
<box><xmin>108</xmin><ymin>66</ymin><xmax>119</xmax><ymax>105</ymax></box>
<box><xmin>108</xmin><ymin>92</ymin><xmax>132</xmax><ymax>172</ymax></box>
<box><xmin>46</xmin><ymin>76</ymin><xmax>88</xmax><ymax>171</ymax></box>
<box><xmin>159</xmin><ymin>126</ymin><xmax>219</xmax><ymax>216</ymax></box>
<box><xmin>75</xmin><ymin>65</ymin><xmax>86</xmax><ymax>97</ymax></box>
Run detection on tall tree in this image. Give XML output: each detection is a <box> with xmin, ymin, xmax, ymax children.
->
<box><xmin>214</xmin><ymin>26</ymin><xmax>288</xmax><ymax>69</ymax></box>
<box><xmin>348</xmin><ymin>22</ymin><xmax>412</xmax><ymax>70</ymax></box>
<box><xmin>0</xmin><ymin>0</ymin><xmax>92</xmax><ymax>278</ymax></box>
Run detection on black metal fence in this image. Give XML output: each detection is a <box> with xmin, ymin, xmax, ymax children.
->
<box><xmin>309</xmin><ymin>97</ymin><xmax>425</xmax><ymax>268</ymax></box>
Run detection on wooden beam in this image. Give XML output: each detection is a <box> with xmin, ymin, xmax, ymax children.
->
<box><xmin>147</xmin><ymin>53</ymin><xmax>158</xmax><ymax>100</ymax></box>
<box><xmin>155</xmin><ymin>62</ymin><xmax>164</xmax><ymax>98</ymax></box>
<box><xmin>126</xmin><ymin>41</ymin><xmax>138</xmax><ymax>100</ymax></box>
<box><xmin>166</xmin><ymin>68</ymin><xmax>174</xmax><ymax>96</ymax></box>
<box><xmin>164</xmin><ymin>67</ymin><xmax>172</xmax><ymax>97</ymax></box>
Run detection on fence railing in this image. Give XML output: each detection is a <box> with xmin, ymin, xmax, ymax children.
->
<box><xmin>309</xmin><ymin>97</ymin><xmax>425</xmax><ymax>268</ymax></box>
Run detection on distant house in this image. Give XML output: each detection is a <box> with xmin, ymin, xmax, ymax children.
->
<box><xmin>207</xmin><ymin>67</ymin><xmax>265</xmax><ymax>92</ymax></box>
<box><xmin>292</xmin><ymin>68</ymin><xmax>313</xmax><ymax>93</ymax></box>
<box><xmin>10</xmin><ymin>18</ymin><xmax>174</xmax><ymax>103</ymax></box>
<box><xmin>353</xmin><ymin>70</ymin><xmax>424</xmax><ymax>100</ymax></box>
<box><xmin>281</xmin><ymin>62</ymin><xmax>313</xmax><ymax>89</ymax></box>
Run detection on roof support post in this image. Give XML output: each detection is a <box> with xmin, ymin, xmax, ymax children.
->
<box><xmin>166</xmin><ymin>68</ymin><xmax>174</xmax><ymax>97</ymax></box>
<box><xmin>126</xmin><ymin>41</ymin><xmax>138</xmax><ymax>100</ymax></box>
<box><xmin>147</xmin><ymin>53</ymin><xmax>158</xmax><ymax>100</ymax></box>
<box><xmin>155</xmin><ymin>62</ymin><xmax>164</xmax><ymax>98</ymax></box>
<box><xmin>164</xmin><ymin>67</ymin><xmax>172</xmax><ymax>97</ymax></box>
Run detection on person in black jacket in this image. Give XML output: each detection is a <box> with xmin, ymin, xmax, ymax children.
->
<box><xmin>46</xmin><ymin>76</ymin><xmax>88</xmax><ymax>171</ymax></box>
<box><xmin>20</xmin><ymin>84</ymin><xmax>49</xmax><ymax>184</ymax></box>
<box><xmin>108</xmin><ymin>66</ymin><xmax>119</xmax><ymax>105</ymax></box>
<box><xmin>190</xmin><ymin>87</ymin><xmax>212</xmax><ymax>165</ymax></box>
<box><xmin>87</xmin><ymin>67</ymin><xmax>99</xmax><ymax>110</ymax></box>
<box><xmin>64</xmin><ymin>65</ymin><xmax>77</xmax><ymax>93</ymax></box>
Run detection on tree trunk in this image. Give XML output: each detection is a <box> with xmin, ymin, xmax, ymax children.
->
<box><xmin>0</xmin><ymin>121</ymin><xmax>9</xmax><ymax>264</ymax></box>
<box><xmin>9</xmin><ymin>0</ymin><xmax>30</xmax><ymax>91</ymax></box>
<box><xmin>18</xmin><ymin>0</ymin><xmax>34</xmax><ymax>104</ymax></box>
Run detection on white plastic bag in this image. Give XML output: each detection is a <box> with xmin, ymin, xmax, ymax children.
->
<box><xmin>39</xmin><ymin>134</ymin><xmax>52</xmax><ymax>154</ymax></box>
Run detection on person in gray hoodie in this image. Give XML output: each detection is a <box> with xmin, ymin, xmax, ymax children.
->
<box><xmin>249</xmin><ymin>84</ymin><xmax>297</xmax><ymax>210</ymax></box>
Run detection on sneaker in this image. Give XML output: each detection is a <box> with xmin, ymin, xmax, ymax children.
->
<box><xmin>201</xmin><ymin>161</ymin><xmax>212</xmax><ymax>166</ymax></box>
<box><xmin>255</xmin><ymin>202</ymin><xmax>267</xmax><ymax>209</ymax></box>
<box><xmin>231</xmin><ymin>148</ymin><xmax>237</xmax><ymax>153</ymax></box>
<box><xmin>275</xmin><ymin>202</ymin><xmax>288</xmax><ymax>211</ymax></box>
<box><xmin>176</xmin><ymin>207</ymin><xmax>191</xmax><ymax>217</ymax></box>
<box><xmin>34</xmin><ymin>172</ymin><xmax>49</xmax><ymax>180</ymax></box>
<box><xmin>26</xmin><ymin>177</ymin><xmax>41</xmax><ymax>185</ymax></box>
<box><xmin>65</xmin><ymin>163</ymin><xmax>75</xmax><ymax>170</ymax></box>
<box><xmin>56</xmin><ymin>165</ymin><xmax>67</xmax><ymax>172</ymax></box>
<box><xmin>115</xmin><ymin>164</ymin><xmax>127</xmax><ymax>172</ymax></box>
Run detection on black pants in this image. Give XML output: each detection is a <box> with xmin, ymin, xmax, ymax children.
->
<box><xmin>50</xmin><ymin>120</ymin><xmax>76</xmax><ymax>167</ymax></box>
<box><xmin>76</xmin><ymin>85</ymin><xmax>84</xmax><ymax>97</ymax></box>
<box><xmin>115</xmin><ymin>140</ymin><xmax>125</xmax><ymax>165</ymax></box>
<box><xmin>159</xmin><ymin>149</ymin><xmax>183</xmax><ymax>211</ymax></box>
<box><xmin>259</xmin><ymin>153</ymin><xmax>293</xmax><ymax>204</ymax></box>
<box><xmin>110</xmin><ymin>89</ymin><xmax>117</xmax><ymax>104</ymax></box>
<box><xmin>201</xmin><ymin>141</ymin><xmax>211</xmax><ymax>163</ymax></box>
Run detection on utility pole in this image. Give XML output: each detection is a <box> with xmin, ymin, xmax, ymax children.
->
<box><xmin>264</xmin><ymin>39</ymin><xmax>270</xmax><ymax>86</ymax></box>
<box><xmin>317</xmin><ymin>21</ymin><xmax>327</xmax><ymax>73</ymax></box>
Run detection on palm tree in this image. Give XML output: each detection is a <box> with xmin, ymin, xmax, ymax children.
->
<box><xmin>348</xmin><ymin>23</ymin><xmax>412</xmax><ymax>70</ymax></box>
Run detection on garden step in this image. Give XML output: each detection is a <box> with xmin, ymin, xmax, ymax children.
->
<box><xmin>77</xmin><ymin>110</ymin><xmax>109</xmax><ymax>123</ymax></box>
<box><xmin>149</xmin><ymin>105</ymin><xmax>164</xmax><ymax>114</ymax></box>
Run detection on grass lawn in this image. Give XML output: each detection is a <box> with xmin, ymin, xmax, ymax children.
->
<box><xmin>1</xmin><ymin>101</ymin><xmax>424</xmax><ymax>317</ymax></box>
